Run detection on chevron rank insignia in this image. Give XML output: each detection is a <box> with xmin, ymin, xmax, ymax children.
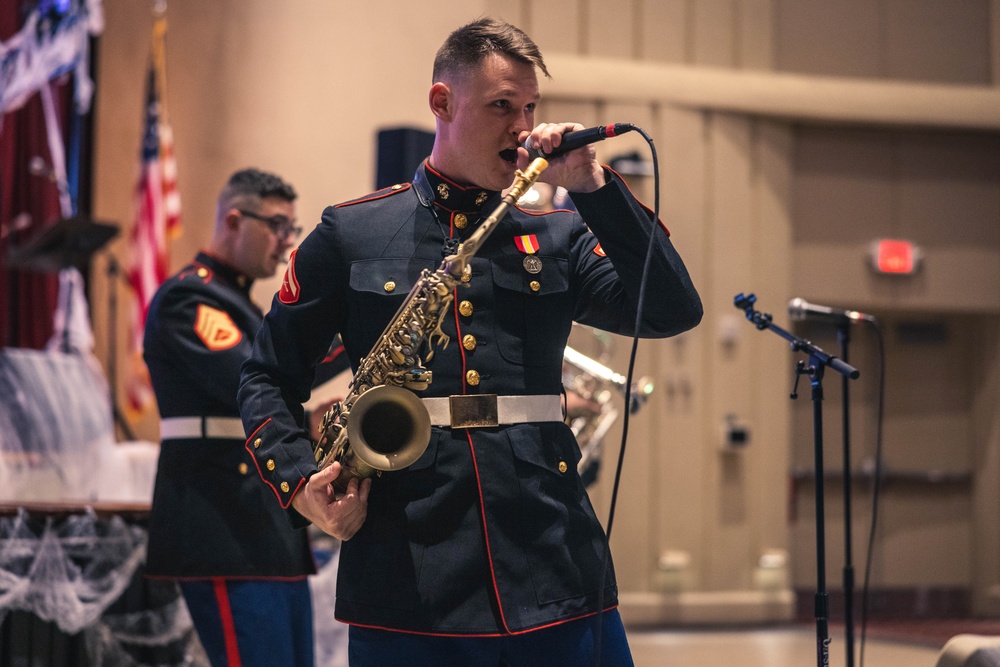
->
<box><xmin>194</xmin><ymin>304</ymin><xmax>242</xmax><ymax>351</ymax></box>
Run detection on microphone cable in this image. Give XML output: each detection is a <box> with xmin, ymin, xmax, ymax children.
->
<box><xmin>592</xmin><ymin>123</ymin><xmax>660</xmax><ymax>667</ymax></box>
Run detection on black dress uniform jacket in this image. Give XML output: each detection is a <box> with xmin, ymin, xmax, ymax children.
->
<box><xmin>144</xmin><ymin>252</ymin><xmax>319</xmax><ymax>579</ymax></box>
<box><xmin>238</xmin><ymin>162</ymin><xmax>702</xmax><ymax>633</ymax></box>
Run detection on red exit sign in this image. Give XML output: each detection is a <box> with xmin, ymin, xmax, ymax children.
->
<box><xmin>869</xmin><ymin>239</ymin><xmax>921</xmax><ymax>275</ymax></box>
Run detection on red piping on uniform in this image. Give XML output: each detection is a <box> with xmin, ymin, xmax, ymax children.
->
<box><xmin>340</xmin><ymin>605</ymin><xmax>620</xmax><ymax>638</ymax></box>
<box><xmin>450</xmin><ymin>281</ymin><xmax>510</xmax><ymax>632</ymax></box>
<box><xmin>334</xmin><ymin>183</ymin><xmax>411</xmax><ymax>208</ymax></box>
<box><xmin>425</xmin><ymin>160</ymin><xmax>482</xmax><ymax>193</ymax></box>
<box><xmin>322</xmin><ymin>344</ymin><xmax>346</xmax><ymax>364</ymax></box>
<box><xmin>451</xmin><ymin>291</ymin><xmax>467</xmax><ymax>387</ymax></box>
<box><xmin>465</xmin><ymin>428</ymin><xmax>510</xmax><ymax>633</ymax></box>
<box><xmin>212</xmin><ymin>578</ymin><xmax>243</xmax><ymax>666</ymax></box>
<box><xmin>243</xmin><ymin>418</ymin><xmax>305</xmax><ymax>508</ymax></box>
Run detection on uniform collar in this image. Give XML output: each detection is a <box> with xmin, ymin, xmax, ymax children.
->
<box><xmin>414</xmin><ymin>160</ymin><xmax>500</xmax><ymax>217</ymax></box>
<box><xmin>194</xmin><ymin>251</ymin><xmax>254</xmax><ymax>295</ymax></box>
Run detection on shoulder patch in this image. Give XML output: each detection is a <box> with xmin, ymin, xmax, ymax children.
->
<box><xmin>278</xmin><ymin>248</ymin><xmax>301</xmax><ymax>304</ymax></box>
<box><xmin>194</xmin><ymin>304</ymin><xmax>242</xmax><ymax>351</ymax></box>
<box><xmin>335</xmin><ymin>183</ymin><xmax>411</xmax><ymax>209</ymax></box>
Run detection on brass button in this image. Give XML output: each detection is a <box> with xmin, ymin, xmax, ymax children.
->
<box><xmin>558</xmin><ymin>461</ymin><xmax>568</xmax><ymax>474</ymax></box>
<box><xmin>529</xmin><ymin>280</ymin><xmax>541</xmax><ymax>292</ymax></box>
<box><xmin>196</xmin><ymin>267</ymin><xmax>208</xmax><ymax>278</ymax></box>
<box><xmin>254</xmin><ymin>438</ymin><xmax>262</xmax><ymax>449</ymax></box>
<box><xmin>466</xmin><ymin>370</ymin><xmax>481</xmax><ymax>386</ymax></box>
<box><xmin>454</xmin><ymin>213</ymin><xmax>468</xmax><ymax>229</ymax></box>
<box><xmin>384</xmin><ymin>281</ymin><xmax>396</xmax><ymax>292</ymax></box>
<box><xmin>461</xmin><ymin>266</ymin><xmax>472</xmax><ymax>283</ymax></box>
<box><xmin>266</xmin><ymin>459</ymin><xmax>275</xmax><ymax>471</ymax></box>
<box><xmin>459</xmin><ymin>300</ymin><xmax>473</xmax><ymax>317</ymax></box>
<box><xmin>462</xmin><ymin>334</ymin><xmax>477</xmax><ymax>351</ymax></box>
<box><xmin>280</xmin><ymin>481</ymin><xmax>290</xmax><ymax>492</ymax></box>
<box><xmin>238</xmin><ymin>462</ymin><xmax>248</xmax><ymax>475</ymax></box>
<box><xmin>391</xmin><ymin>184</ymin><xmax>403</xmax><ymax>190</ymax></box>
<box><xmin>237</xmin><ymin>276</ymin><xmax>247</xmax><ymax>287</ymax></box>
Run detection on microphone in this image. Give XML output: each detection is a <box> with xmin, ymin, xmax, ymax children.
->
<box><xmin>522</xmin><ymin>123</ymin><xmax>635</xmax><ymax>160</ymax></box>
<box><xmin>788</xmin><ymin>297</ymin><xmax>876</xmax><ymax>326</ymax></box>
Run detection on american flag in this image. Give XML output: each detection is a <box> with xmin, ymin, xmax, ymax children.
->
<box><xmin>125</xmin><ymin>23</ymin><xmax>180</xmax><ymax>417</ymax></box>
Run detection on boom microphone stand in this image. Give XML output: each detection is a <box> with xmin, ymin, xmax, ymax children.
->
<box><xmin>734</xmin><ymin>293</ymin><xmax>860</xmax><ymax>667</ymax></box>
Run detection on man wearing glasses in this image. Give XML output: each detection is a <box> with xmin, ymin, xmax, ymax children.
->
<box><xmin>143</xmin><ymin>168</ymin><xmax>338</xmax><ymax>666</ymax></box>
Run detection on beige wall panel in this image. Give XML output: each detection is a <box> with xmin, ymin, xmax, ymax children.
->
<box><xmin>994</xmin><ymin>0</ymin><xmax>1000</xmax><ymax>85</ymax></box>
<box><xmin>703</xmin><ymin>113</ymin><xmax>757</xmax><ymax>591</ymax></box>
<box><xmin>746</xmin><ymin>120</ymin><xmax>792</xmax><ymax>566</ymax></box>
<box><xmin>738</xmin><ymin>0</ymin><xmax>775</xmax><ymax>70</ymax></box>
<box><xmin>692</xmin><ymin>0</ymin><xmax>737</xmax><ymax>67</ymax></box>
<box><xmin>585</xmin><ymin>0</ymin><xmax>636</xmax><ymax>59</ymax></box>
<box><xmin>882</xmin><ymin>0</ymin><xmax>991</xmax><ymax>84</ymax></box>
<box><xmin>895</xmin><ymin>133</ymin><xmax>1000</xmax><ymax>250</ymax></box>
<box><xmin>774</xmin><ymin>0</ymin><xmax>882</xmax><ymax>78</ymax></box>
<box><xmin>639</xmin><ymin>0</ymin><xmax>688</xmax><ymax>63</ymax></box>
<box><xmin>971</xmin><ymin>320</ymin><xmax>1000</xmax><ymax>613</ymax></box>
<box><xmin>527</xmin><ymin>0</ymin><xmax>583</xmax><ymax>55</ymax></box>
<box><xmin>653</xmin><ymin>106</ymin><xmax>710</xmax><ymax>591</ymax></box>
<box><xmin>792</xmin><ymin>128</ymin><xmax>896</xmax><ymax>245</ymax></box>
<box><xmin>791</xmin><ymin>490</ymin><xmax>972</xmax><ymax>587</ymax></box>
<box><xmin>483</xmin><ymin>0</ymin><xmax>527</xmax><ymax>29</ymax></box>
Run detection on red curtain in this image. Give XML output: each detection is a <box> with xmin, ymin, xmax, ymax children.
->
<box><xmin>0</xmin><ymin>3</ymin><xmax>73</xmax><ymax>349</ymax></box>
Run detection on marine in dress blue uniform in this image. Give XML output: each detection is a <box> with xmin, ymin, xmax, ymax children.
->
<box><xmin>239</xmin><ymin>18</ymin><xmax>702</xmax><ymax>667</ymax></box>
<box><xmin>144</xmin><ymin>169</ymin><xmax>350</xmax><ymax>667</ymax></box>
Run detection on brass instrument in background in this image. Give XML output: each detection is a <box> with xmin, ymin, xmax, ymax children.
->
<box><xmin>562</xmin><ymin>343</ymin><xmax>654</xmax><ymax>487</ymax></box>
<box><xmin>313</xmin><ymin>158</ymin><xmax>549</xmax><ymax>492</ymax></box>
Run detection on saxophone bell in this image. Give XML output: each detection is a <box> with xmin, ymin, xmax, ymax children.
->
<box><xmin>317</xmin><ymin>385</ymin><xmax>431</xmax><ymax>493</ymax></box>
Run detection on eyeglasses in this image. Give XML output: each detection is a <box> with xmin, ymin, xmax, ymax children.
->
<box><xmin>238</xmin><ymin>209</ymin><xmax>302</xmax><ymax>241</ymax></box>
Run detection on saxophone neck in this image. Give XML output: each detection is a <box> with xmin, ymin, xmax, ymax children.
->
<box><xmin>443</xmin><ymin>158</ymin><xmax>549</xmax><ymax>278</ymax></box>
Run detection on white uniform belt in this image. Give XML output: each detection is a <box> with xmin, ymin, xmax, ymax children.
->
<box><xmin>160</xmin><ymin>416</ymin><xmax>246</xmax><ymax>440</ymax></box>
<box><xmin>421</xmin><ymin>394</ymin><xmax>563</xmax><ymax>429</ymax></box>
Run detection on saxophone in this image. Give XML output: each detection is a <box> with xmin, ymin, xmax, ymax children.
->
<box><xmin>313</xmin><ymin>158</ymin><xmax>549</xmax><ymax>491</ymax></box>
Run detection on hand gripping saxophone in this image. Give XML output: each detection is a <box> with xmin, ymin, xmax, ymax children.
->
<box><xmin>313</xmin><ymin>158</ymin><xmax>549</xmax><ymax>491</ymax></box>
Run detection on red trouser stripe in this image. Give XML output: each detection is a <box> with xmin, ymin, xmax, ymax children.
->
<box><xmin>212</xmin><ymin>578</ymin><xmax>243</xmax><ymax>667</ymax></box>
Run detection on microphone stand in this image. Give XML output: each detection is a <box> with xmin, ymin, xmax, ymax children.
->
<box><xmin>734</xmin><ymin>293</ymin><xmax>859</xmax><ymax>667</ymax></box>
<box><xmin>838</xmin><ymin>323</ymin><xmax>856</xmax><ymax>667</ymax></box>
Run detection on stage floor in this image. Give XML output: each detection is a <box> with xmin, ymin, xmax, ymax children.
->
<box><xmin>629</xmin><ymin>626</ymin><xmax>940</xmax><ymax>666</ymax></box>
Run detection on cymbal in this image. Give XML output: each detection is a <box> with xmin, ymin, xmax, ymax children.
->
<box><xmin>6</xmin><ymin>217</ymin><xmax>119</xmax><ymax>272</ymax></box>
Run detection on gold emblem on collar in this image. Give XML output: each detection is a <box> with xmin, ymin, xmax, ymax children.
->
<box><xmin>437</xmin><ymin>183</ymin><xmax>450</xmax><ymax>200</ymax></box>
<box><xmin>475</xmin><ymin>192</ymin><xmax>488</xmax><ymax>206</ymax></box>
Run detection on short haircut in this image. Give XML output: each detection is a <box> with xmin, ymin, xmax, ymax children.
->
<box><xmin>217</xmin><ymin>168</ymin><xmax>297</xmax><ymax>219</ymax></box>
<box><xmin>432</xmin><ymin>17</ymin><xmax>549</xmax><ymax>82</ymax></box>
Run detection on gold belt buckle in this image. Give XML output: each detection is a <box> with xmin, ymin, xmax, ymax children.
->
<box><xmin>449</xmin><ymin>394</ymin><xmax>499</xmax><ymax>428</ymax></box>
